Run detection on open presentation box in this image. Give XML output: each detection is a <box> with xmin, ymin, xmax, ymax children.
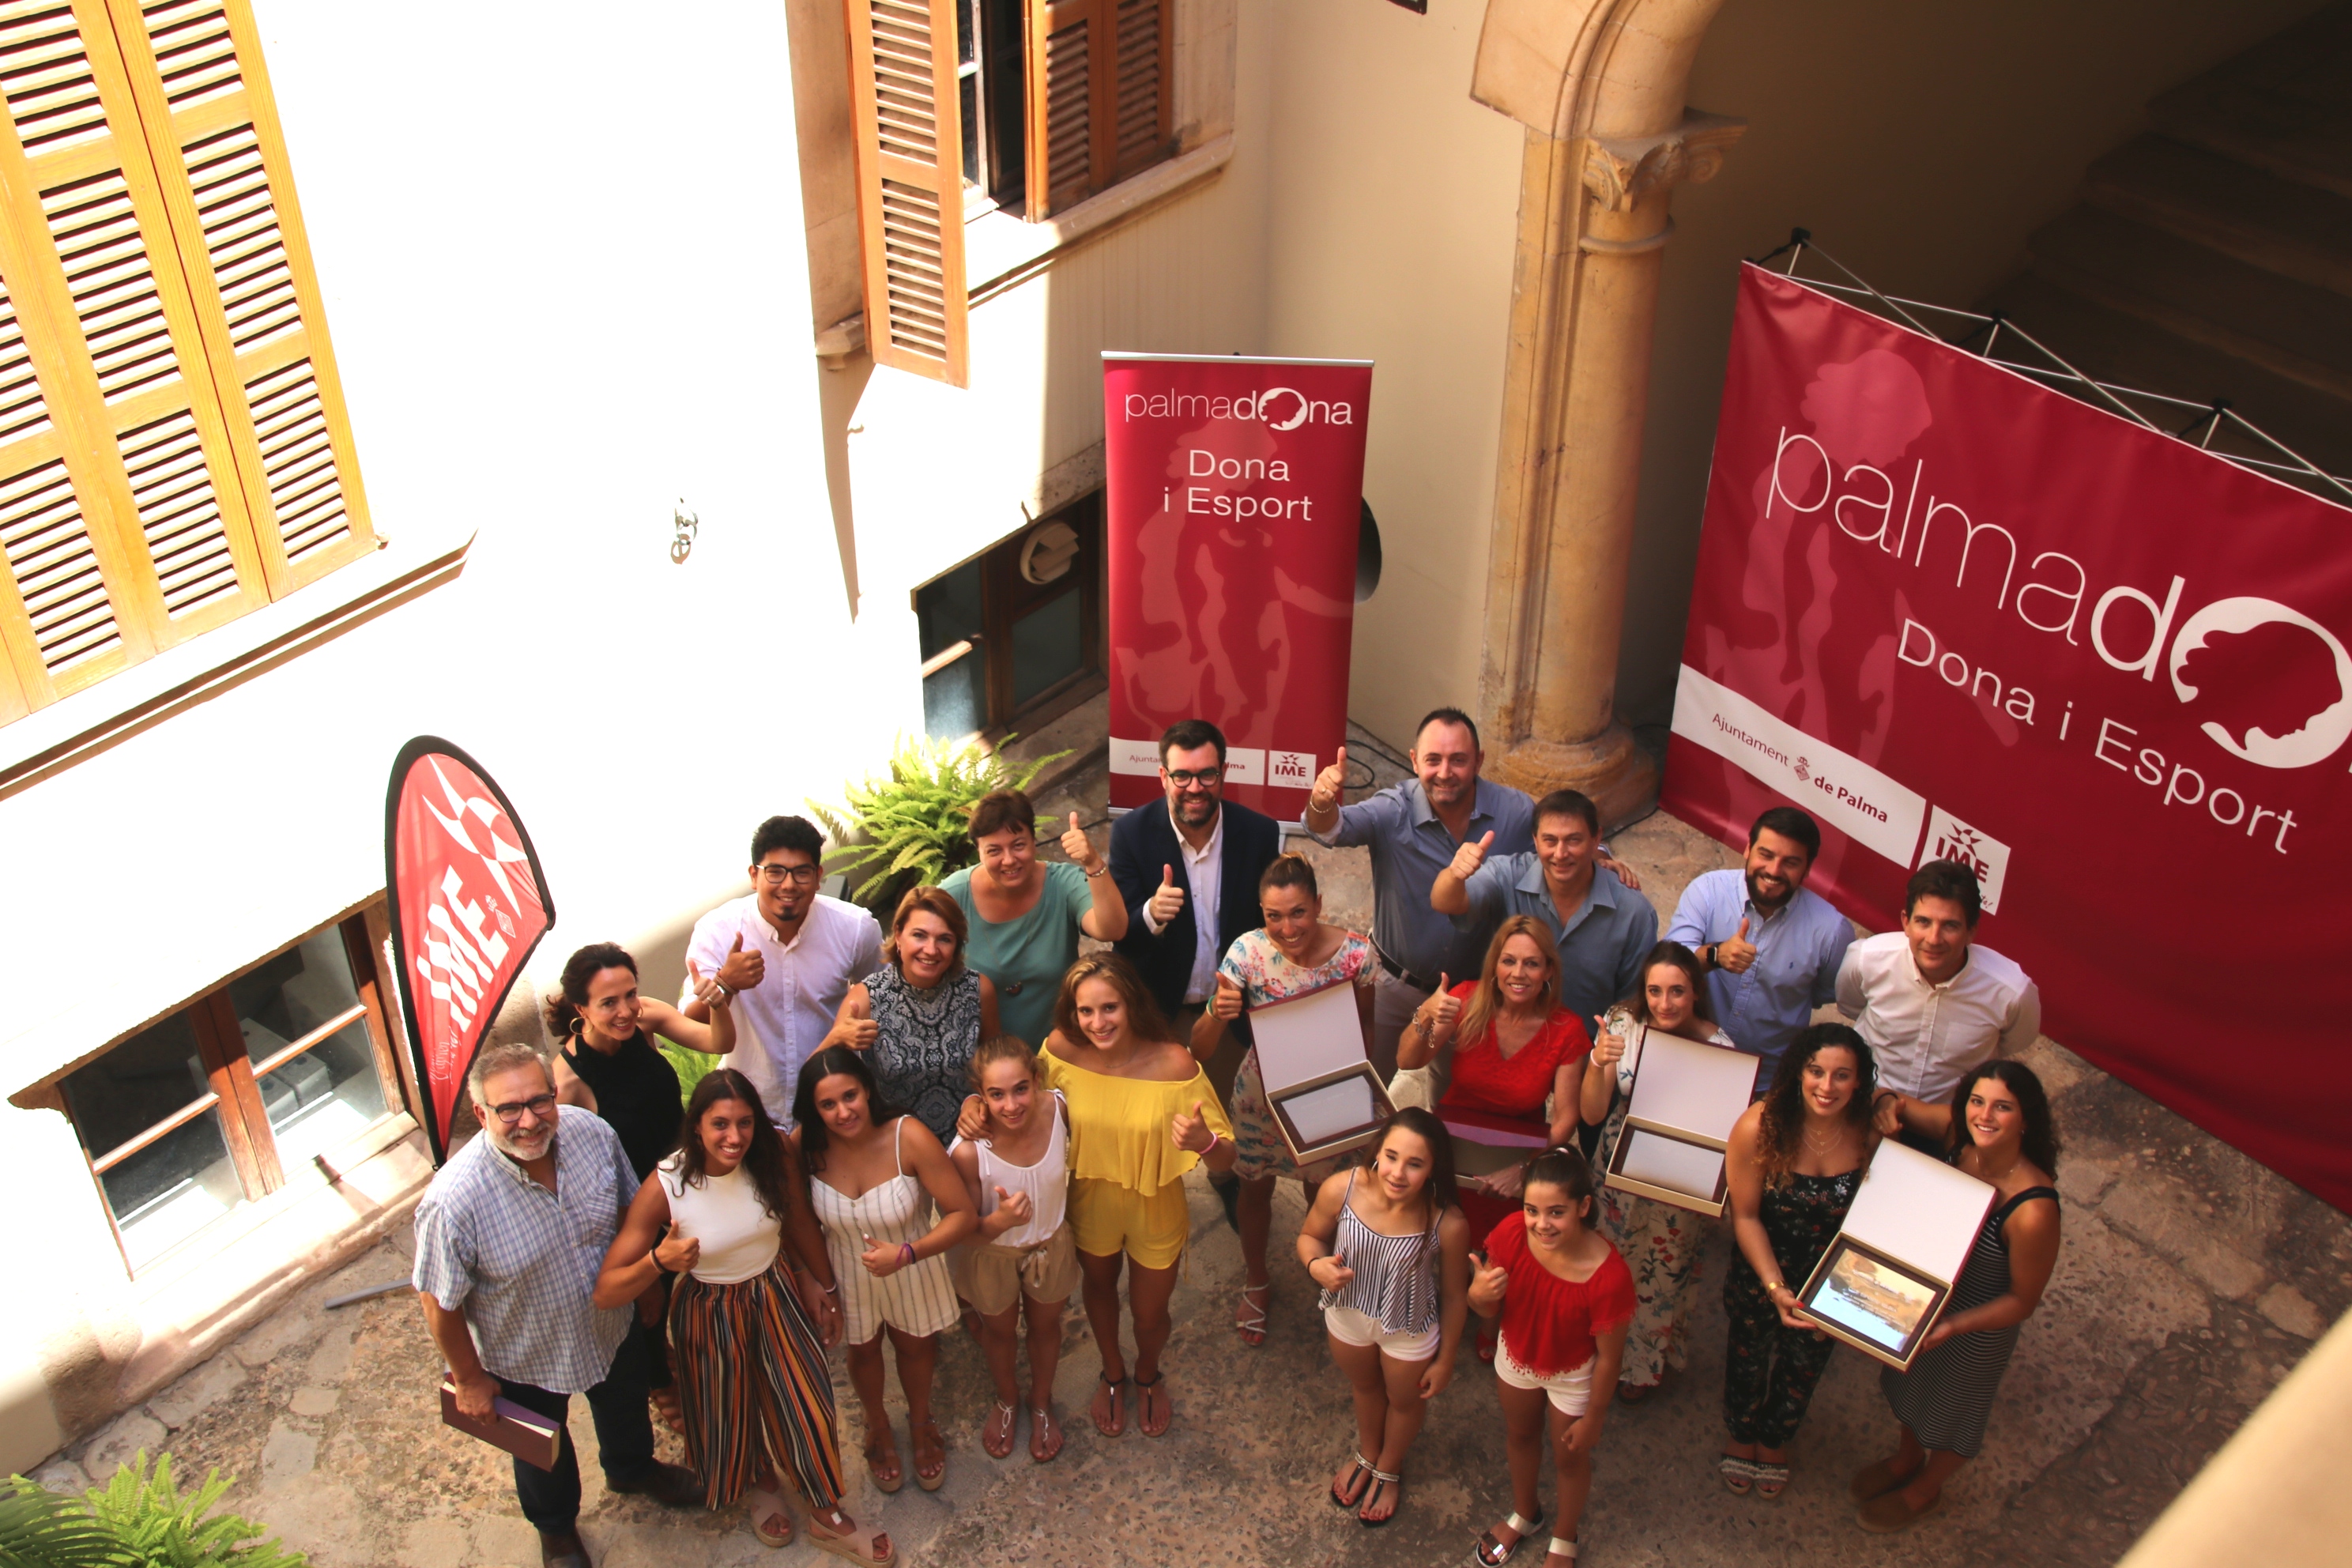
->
<box><xmin>1438</xmin><ymin>1104</ymin><xmax>1554</xmax><ymax>1183</ymax></box>
<box><xmin>1600</xmin><ymin>1027</ymin><xmax>1761</xmax><ymax>1217</ymax></box>
<box><xmin>1796</xmin><ymin>1140</ymin><xmax>1995</xmax><ymax>1370</ymax></box>
<box><xmin>1250</xmin><ymin>978</ymin><xmax>1393</xmax><ymax>1164</ymax></box>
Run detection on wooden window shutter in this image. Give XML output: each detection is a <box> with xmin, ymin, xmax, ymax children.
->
<box><xmin>0</xmin><ymin>0</ymin><xmax>369</xmax><ymax>720</ymax></box>
<box><xmin>1023</xmin><ymin>0</ymin><xmax>1171</xmax><ymax>220</ymax></box>
<box><xmin>103</xmin><ymin>0</ymin><xmax>372</xmax><ymax>594</ymax></box>
<box><xmin>846</xmin><ymin>0</ymin><xmax>969</xmax><ymax>386</ymax></box>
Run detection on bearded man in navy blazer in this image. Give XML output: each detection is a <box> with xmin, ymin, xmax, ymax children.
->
<box><xmin>1110</xmin><ymin>718</ymin><xmax>1284</xmax><ymax>1104</ymax></box>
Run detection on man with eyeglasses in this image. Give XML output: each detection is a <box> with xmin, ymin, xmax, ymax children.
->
<box><xmin>414</xmin><ymin>1041</ymin><xmax>699</xmax><ymax>1568</ymax></box>
<box><xmin>680</xmin><ymin>815</ymin><xmax>882</xmax><ymax>1128</ymax></box>
<box><xmin>1109</xmin><ymin>718</ymin><xmax>1283</xmax><ymax>1099</ymax></box>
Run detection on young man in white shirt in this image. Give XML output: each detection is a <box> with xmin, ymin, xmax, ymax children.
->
<box><xmin>680</xmin><ymin>815</ymin><xmax>882</xmax><ymax>1127</ymax></box>
<box><xmin>1836</xmin><ymin>860</ymin><xmax>2041</xmax><ymax>1136</ymax></box>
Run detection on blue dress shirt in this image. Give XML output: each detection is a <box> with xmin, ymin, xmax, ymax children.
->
<box><xmin>1664</xmin><ymin>869</ymin><xmax>1856</xmax><ymax>1076</ymax></box>
<box><xmin>1451</xmin><ymin>855</ymin><xmax>1657</xmax><ymax>1030</ymax></box>
<box><xmin>1317</xmin><ymin>776</ymin><xmax>1535</xmax><ymax>985</ymax></box>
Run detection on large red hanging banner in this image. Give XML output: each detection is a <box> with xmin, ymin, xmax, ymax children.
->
<box><xmin>385</xmin><ymin>738</ymin><xmax>555</xmax><ymax>1163</ymax></box>
<box><xmin>1103</xmin><ymin>352</ymin><xmax>1372</xmax><ymax>821</ymax></box>
<box><xmin>1665</xmin><ymin>264</ymin><xmax>2352</xmax><ymax>1212</ymax></box>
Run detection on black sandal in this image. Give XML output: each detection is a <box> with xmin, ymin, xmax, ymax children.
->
<box><xmin>1329</xmin><ymin>1451</ymin><xmax>1374</xmax><ymax>1509</ymax></box>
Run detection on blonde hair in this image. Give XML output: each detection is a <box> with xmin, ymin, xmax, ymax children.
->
<box><xmin>967</xmin><ymin>1035</ymin><xmax>1038</xmax><ymax>1089</ymax></box>
<box><xmin>1457</xmin><ymin>915</ymin><xmax>1561</xmax><ymax>1046</ymax></box>
<box><xmin>887</xmin><ymin>884</ymin><xmax>967</xmax><ymax>979</ymax></box>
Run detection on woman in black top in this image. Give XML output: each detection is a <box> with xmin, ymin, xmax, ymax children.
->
<box><xmin>548</xmin><ymin>941</ymin><xmax>733</xmax><ymax>1179</ymax></box>
<box><xmin>548</xmin><ymin>940</ymin><xmax>736</xmax><ymax>1431</ymax></box>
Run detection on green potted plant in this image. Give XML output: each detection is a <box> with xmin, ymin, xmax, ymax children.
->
<box><xmin>808</xmin><ymin>733</ymin><xmax>1068</xmax><ymax>914</ymax></box>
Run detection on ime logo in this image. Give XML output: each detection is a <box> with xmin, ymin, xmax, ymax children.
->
<box><xmin>1918</xmin><ymin>807</ymin><xmax>2011</xmax><ymax>915</ymax></box>
<box><xmin>1268</xmin><ymin>750</ymin><xmax>1315</xmax><ymax>786</ymax></box>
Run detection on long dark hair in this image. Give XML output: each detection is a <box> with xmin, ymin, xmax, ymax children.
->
<box><xmin>1757</xmin><ymin>1023</ymin><xmax>1876</xmax><ymax>1186</ymax></box>
<box><xmin>1621</xmin><ymin>939</ymin><xmax>1717</xmax><ymax>1028</ymax></box>
<box><xmin>1357</xmin><ymin>1106</ymin><xmax>1457</xmax><ymax>1214</ymax></box>
<box><xmin>545</xmin><ymin>941</ymin><xmax>635</xmax><ymax>1041</ymax></box>
<box><xmin>1517</xmin><ymin>1144</ymin><xmax>1599</xmax><ymax>1226</ymax></box>
<box><xmin>1050</xmin><ymin>951</ymin><xmax>1174</xmax><ymax>1046</ymax></box>
<box><xmin>1946</xmin><ymin>1059</ymin><xmax>2060</xmax><ymax>1176</ymax></box>
<box><xmin>673</xmin><ymin>1069</ymin><xmax>795</xmax><ymax>1222</ymax></box>
<box><xmin>790</xmin><ymin>1046</ymin><xmax>904</xmax><ymax>1174</ymax></box>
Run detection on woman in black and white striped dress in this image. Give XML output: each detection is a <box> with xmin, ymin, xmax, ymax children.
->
<box><xmin>1852</xmin><ymin>1060</ymin><xmax>2061</xmax><ymax>1533</ymax></box>
<box><xmin>1295</xmin><ymin>1107</ymin><xmax>1473</xmax><ymax>1528</ymax></box>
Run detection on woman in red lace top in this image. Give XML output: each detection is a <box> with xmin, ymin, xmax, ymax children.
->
<box><xmin>1400</xmin><ymin>917</ymin><xmax>1589</xmax><ymax>1245</ymax></box>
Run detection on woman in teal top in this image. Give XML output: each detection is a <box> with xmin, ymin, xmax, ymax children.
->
<box><xmin>941</xmin><ymin>790</ymin><xmax>1129</xmax><ymax>1046</ymax></box>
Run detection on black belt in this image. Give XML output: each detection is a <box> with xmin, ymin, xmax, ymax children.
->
<box><xmin>1374</xmin><ymin>949</ymin><xmax>1439</xmax><ymax>994</ymax></box>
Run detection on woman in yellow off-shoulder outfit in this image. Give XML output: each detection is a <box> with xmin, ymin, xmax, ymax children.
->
<box><xmin>958</xmin><ymin>952</ymin><xmax>1233</xmax><ymax>1438</ymax></box>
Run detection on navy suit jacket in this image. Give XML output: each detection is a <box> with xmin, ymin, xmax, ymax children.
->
<box><xmin>1110</xmin><ymin>797</ymin><xmax>1285</xmax><ymax>1020</ymax></box>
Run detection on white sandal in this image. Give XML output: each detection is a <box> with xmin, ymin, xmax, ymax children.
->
<box><xmin>1474</xmin><ymin>1509</ymin><xmax>1547</xmax><ymax>1566</ymax></box>
<box><xmin>1543</xmin><ymin>1537</ymin><xmax>1579</xmax><ymax>1564</ymax></box>
<box><xmin>1234</xmin><ymin>1283</ymin><xmax>1269</xmax><ymax>1346</ymax></box>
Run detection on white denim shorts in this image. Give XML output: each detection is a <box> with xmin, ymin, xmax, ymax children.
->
<box><xmin>1324</xmin><ymin>1303</ymin><xmax>1442</xmax><ymax>1362</ymax></box>
<box><xmin>1494</xmin><ymin>1332</ymin><xmax>1596</xmax><ymax>1415</ymax></box>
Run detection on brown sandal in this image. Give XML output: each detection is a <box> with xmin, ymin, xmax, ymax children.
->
<box><xmin>911</xmin><ymin>1417</ymin><xmax>947</xmax><ymax>1491</ymax></box>
<box><xmin>808</xmin><ymin>1507</ymin><xmax>894</xmax><ymax>1566</ymax></box>
<box><xmin>1091</xmin><ymin>1373</ymin><xmax>1127</xmax><ymax>1437</ymax></box>
<box><xmin>864</xmin><ymin>1433</ymin><xmax>903</xmax><ymax>1494</ymax></box>
<box><xmin>1135</xmin><ymin>1371</ymin><xmax>1170</xmax><ymax>1438</ymax></box>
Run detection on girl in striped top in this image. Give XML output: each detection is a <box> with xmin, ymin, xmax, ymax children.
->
<box><xmin>1295</xmin><ymin>1106</ymin><xmax>1472</xmax><ymax>1528</ymax></box>
<box><xmin>792</xmin><ymin>1047</ymin><xmax>978</xmax><ymax>1498</ymax></box>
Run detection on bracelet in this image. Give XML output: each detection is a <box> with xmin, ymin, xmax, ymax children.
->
<box><xmin>898</xmin><ymin>1242</ymin><xmax>916</xmax><ymax>1268</ymax></box>
<box><xmin>1201</xmin><ymin>1130</ymin><xmax>1222</xmax><ymax>1155</ymax></box>
<box><xmin>1084</xmin><ymin>863</ymin><xmax>1108</xmax><ymax>879</ymax></box>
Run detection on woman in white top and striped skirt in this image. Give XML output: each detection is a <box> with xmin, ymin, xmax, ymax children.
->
<box><xmin>1295</xmin><ymin>1106</ymin><xmax>1473</xmax><ymax>1528</ymax></box>
<box><xmin>792</xmin><ymin>1046</ymin><xmax>978</xmax><ymax>1498</ymax></box>
<box><xmin>595</xmin><ymin>1069</ymin><xmax>893</xmax><ymax>1567</ymax></box>
<box><xmin>948</xmin><ymin>1037</ymin><xmax>1083</xmax><ymax>1463</ymax></box>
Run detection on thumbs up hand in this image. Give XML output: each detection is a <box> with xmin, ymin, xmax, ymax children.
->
<box><xmin>1172</xmin><ymin>1099</ymin><xmax>1219</xmax><ymax>1155</ymax></box>
<box><xmin>1591</xmin><ymin>1012</ymin><xmax>1629</xmax><ymax>1070</ymax></box>
<box><xmin>1418</xmin><ymin>975</ymin><xmax>1461</xmax><ymax>1038</ymax></box>
<box><xmin>1468</xmin><ymin>1253</ymin><xmax>1510</xmax><ymax>1314</ymax></box>
<box><xmin>654</xmin><ymin>1221</ymin><xmax>700</xmax><ymax>1276</ymax></box>
<box><xmin>1449</xmin><ymin>830</ymin><xmax>1495</xmax><ymax>883</ymax></box>
<box><xmin>1310</xmin><ymin>746</ymin><xmax>1349</xmax><ymax>813</ymax></box>
<box><xmin>1210</xmin><ymin>972</ymin><xmax>1245</xmax><ymax>1022</ymax></box>
<box><xmin>688</xmin><ymin>959</ymin><xmax>728</xmax><ymax>1009</ymax></box>
<box><xmin>985</xmin><ymin>1182</ymin><xmax>1033</xmax><ymax>1238</ymax></box>
<box><xmin>1059</xmin><ymin>811</ymin><xmax>1105</xmax><ymax>875</ymax></box>
<box><xmin>1148</xmin><ymin>862</ymin><xmax>1186</xmax><ymax>927</ymax></box>
<box><xmin>1718</xmin><ymin>916</ymin><xmax>1758</xmax><ymax>974</ymax></box>
<box><xmin>716</xmin><ymin>930</ymin><xmax>763</xmax><ymax>993</ymax></box>
<box><xmin>1309</xmin><ymin>1249</ymin><xmax>1355</xmax><ymax>1291</ymax></box>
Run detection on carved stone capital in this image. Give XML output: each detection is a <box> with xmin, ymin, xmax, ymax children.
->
<box><xmin>1581</xmin><ymin>110</ymin><xmax>1746</xmax><ymax>210</ymax></box>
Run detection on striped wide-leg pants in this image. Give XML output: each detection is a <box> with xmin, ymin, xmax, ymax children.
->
<box><xmin>669</xmin><ymin>1262</ymin><xmax>845</xmax><ymax>1511</ymax></box>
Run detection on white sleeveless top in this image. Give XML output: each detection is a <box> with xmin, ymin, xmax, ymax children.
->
<box><xmin>951</xmin><ymin>1090</ymin><xmax>1069</xmax><ymax>1249</ymax></box>
<box><xmin>658</xmin><ymin>1152</ymin><xmax>781</xmax><ymax>1284</ymax></box>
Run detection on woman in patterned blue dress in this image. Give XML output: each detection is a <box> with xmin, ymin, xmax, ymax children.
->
<box><xmin>826</xmin><ymin>887</ymin><xmax>1000</xmax><ymax>1145</ymax></box>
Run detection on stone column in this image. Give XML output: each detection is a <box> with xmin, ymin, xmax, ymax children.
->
<box><xmin>1471</xmin><ymin>0</ymin><xmax>1740</xmax><ymax>826</ymax></box>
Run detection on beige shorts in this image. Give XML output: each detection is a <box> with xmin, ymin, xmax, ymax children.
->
<box><xmin>950</xmin><ymin>1224</ymin><xmax>1080</xmax><ymax>1315</ymax></box>
<box><xmin>1494</xmin><ymin>1333</ymin><xmax>1596</xmax><ymax>1415</ymax></box>
<box><xmin>1324</xmin><ymin>1302</ymin><xmax>1441</xmax><ymax>1362</ymax></box>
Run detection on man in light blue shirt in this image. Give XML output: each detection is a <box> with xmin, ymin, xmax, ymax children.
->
<box><xmin>1433</xmin><ymin>788</ymin><xmax>1657</xmax><ymax>1032</ymax></box>
<box><xmin>1304</xmin><ymin>708</ymin><xmax>1536</xmax><ymax>1080</ymax></box>
<box><xmin>1666</xmin><ymin>805</ymin><xmax>1856</xmax><ymax>1085</ymax></box>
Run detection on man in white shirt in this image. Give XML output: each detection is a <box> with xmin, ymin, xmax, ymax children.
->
<box><xmin>1836</xmin><ymin>859</ymin><xmax>2041</xmax><ymax>1121</ymax></box>
<box><xmin>680</xmin><ymin>815</ymin><xmax>881</xmax><ymax>1128</ymax></box>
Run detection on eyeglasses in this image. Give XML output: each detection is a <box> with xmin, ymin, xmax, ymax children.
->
<box><xmin>1166</xmin><ymin>767</ymin><xmax>1223</xmax><ymax>788</ymax></box>
<box><xmin>488</xmin><ymin>1093</ymin><xmax>558</xmax><ymax>1126</ymax></box>
<box><xmin>757</xmin><ymin>863</ymin><xmax>822</xmax><ymax>886</ymax></box>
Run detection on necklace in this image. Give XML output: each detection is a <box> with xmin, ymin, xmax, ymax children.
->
<box><xmin>1801</xmin><ymin>1119</ymin><xmax>1841</xmax><ymax>1155</ymax></box>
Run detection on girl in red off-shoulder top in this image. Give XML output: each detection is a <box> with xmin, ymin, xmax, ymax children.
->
<box><xmin>1464</xmin><ymin>1146</ymin><xmax>1632</xmax><ymax>1568</ymax></box>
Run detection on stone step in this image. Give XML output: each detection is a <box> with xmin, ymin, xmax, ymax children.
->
<box><xmin>2149</xmin><ymin>1</ymin><xmax>2352</xmax><ymax>198</ymax></box>
<box><xmin>1975</xmin><ymin>270</ymin><xmax>2352</xmax><ymax>481</ymax></box>
<box><xmin>2083</xmin><ymin>134</ymin><xmax>2352</xmax><ymax>300</ymax></box>
<box><xmin>2026</xmin><ymin>205</ymin><xmax>2352</xmax><ymax>401</ymax></box>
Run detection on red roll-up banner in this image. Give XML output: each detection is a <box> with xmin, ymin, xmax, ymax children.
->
<box><xmin>1664</xmin><ymin>264</ymin><xmax>2352</xmax><ymax>1212</ymax></box>
<box><xmin>1103</xmin><ymin>353</ymin><xmax>1373</xmax><ymax>821</ymax></box>
<box><xmin>385</xmin><ymin>738</ymin><xmax>555</xmax><ymax>1163</ymax></box>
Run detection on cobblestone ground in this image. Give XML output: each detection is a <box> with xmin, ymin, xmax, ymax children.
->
<box><xmin>38</xmin><ymin>729</ymin><xmax>2351</xmax><ymax>1566</ymax></box>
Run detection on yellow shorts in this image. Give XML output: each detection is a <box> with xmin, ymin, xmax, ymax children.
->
<box><xmin>1067</xmin><ymin>1176</ymin><xmax>1189</xmax><ymax>1271</ymax></box>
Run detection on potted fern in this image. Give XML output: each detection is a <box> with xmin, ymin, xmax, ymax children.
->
<box><xmin>808</xmin><ymin>733</ymin><xmax>1068</xmax><ymax>914</ymax></box>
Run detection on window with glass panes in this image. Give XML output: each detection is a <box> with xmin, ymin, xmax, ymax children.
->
<box><xmin>54</xmin><ymin>908</ymin><xmax>401</xmax><ymax>1270</ymax></box>
<box><xmin>914</xmin><ymin>492</ymin><xmax>1100</xmax><ymax>741</ymax></box>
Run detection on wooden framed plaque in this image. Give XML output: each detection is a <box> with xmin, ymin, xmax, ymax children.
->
<box><xmin>1795</xmin><ymin>1140</ymin><xmax>1995</xmax><ymax>1370</ymax></box>
<box><xmin>1249</xmin><ymin>979</ymin><xmax>1391</xmax><ymax>1163</ymax></box>
<box><xmin>1600</xmin><ymin>1027</ymin><xmax>1760</xmax><ymax>1217</ymax></box>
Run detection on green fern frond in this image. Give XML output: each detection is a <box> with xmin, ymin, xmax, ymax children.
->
<box><xmin>0</xmin><ymin>1476</ymin><xmax>116</xmax><ymax>1568</ymax></box>
<box><xmin>78</xmin><ymin>1452</ymin><xmax>307</xmax><ymax>1566</ymax></box>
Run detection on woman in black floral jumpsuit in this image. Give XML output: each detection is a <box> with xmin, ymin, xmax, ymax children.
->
<box><xmin>1717</xmin><ymin>1023</ymin><xmax>1881</xmax><ymax>1498</ymax></box>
